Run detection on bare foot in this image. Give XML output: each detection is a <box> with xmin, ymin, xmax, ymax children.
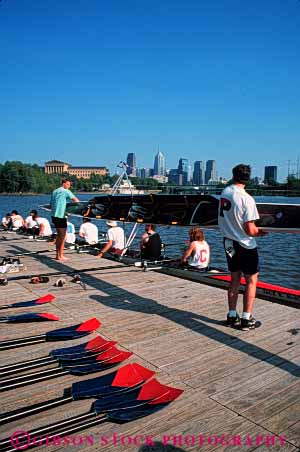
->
<box><xmin>56</xmin><ymin>256</ymin><xmax>70</xmax><ymax>261</ymax></box>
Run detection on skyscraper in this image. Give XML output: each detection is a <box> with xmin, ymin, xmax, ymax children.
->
<box><xmin>264</xmin><ymin>166</ymin><xmax>277</xmax><ymax>184</ymax></box>
<box><xmin>193</xmin><ymin>161</ymin><xmax>204</xmax><ymax>185</ymax></box>
<box><xmin>153</xmin><ymin>151</ymin><xmax>166</xmax><ymax>176</ymax></box>
<box><xmin>205</xmin><ymin>160</ymin><xmax>217</xmax><ymax>184</ymax></box>
<box><xmin>178</xmin><ymin>158</ymin><xmax>189</xmax><ymax>185</ymax></box>
<box><xmin>126</xmin><ymin>153</ymin><xmax>137</xmax><ymax>176</ymax></box>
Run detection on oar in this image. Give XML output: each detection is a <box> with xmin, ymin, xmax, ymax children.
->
<box><xmin>0</xmin><ymin>317</ymin><xmax>101</xmax><ymax>350</ymax></box>
<box><xmin>0</xmin><ymin>379</ymin><xmax>183</xmax><ymax>452</ymax></box>
<box><xmin>0</xmin><ymin>346</ymin><xmax>133</xmax><ymax>392</ymax></box>
<box><xmin>0</xmin><ymin>335</ymin><xmax>114</xmax><ymax>376</ymax></box>
<box><xmin>0</xmin><ymin>293</ymin><xmax>55</xmax><ymax>310</ymax></box>
<box><xmin>0</xmin><ymin>312</ymin><xmax>60</xmax><ymax>323</ymax></box>
<box><xmin>0</xmin><ymin>249</ymin><xmax>53</xmax><ymax>259</ymax></box>
<box><xmin>7</xmin><ymin>263</ymin><xmax>134</xmax><ymax>282</ymax></box>
<box><xmin>0</xmin><ymin>363</ymin><xmax>155</xmax><ymax>425</ymax></box>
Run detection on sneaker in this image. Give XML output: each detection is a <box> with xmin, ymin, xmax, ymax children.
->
<box><xmin>241</xmin><ymin>316</ymin><xmax>256</xmax><ymax>331</ymax></box>
<box><xmin>226</xmin><ymin>313</ymin><xmax>240</xmax><ymax>328</ymax></box>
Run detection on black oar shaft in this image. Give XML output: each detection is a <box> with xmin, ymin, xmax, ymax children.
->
<box><xmin>0</xmin><ymin>338</ymin><xmax>46</xmax><ymax>351</ymax></box>
<box><xmin>0</xmin><ymin>413</ymin><xmax>103</xmax><ymax>452</ymax></box>
<box><xmin>0</xmin><ymin>395</ymin><xmax>73</xmax><ymax>425</ymax></box>
<box><xmin>0</xmin><ymin>333</ymin><xmax>45</xmax><ymax>345</ymax></box>
<box><xmin>0</xmin><ymin>368</ymin><xmax>67</xmax><ymax>392</ymax></box>
<box><xmin>0</xmin><ymin>357</ymin><xmax>54</xmax><ymax>376</ymax></box>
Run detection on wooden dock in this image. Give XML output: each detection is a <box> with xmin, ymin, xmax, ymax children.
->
<box><xmin>1</xmin><ymin>236</ymin><xmax>300</xmax><ymax>451</ymax></box>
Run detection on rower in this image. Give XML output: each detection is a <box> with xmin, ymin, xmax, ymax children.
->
<box><xmin>97</xmin><ymin>220</ymin><xmax>125</xmax><ymax>258</ymax></box>
<box><xmin>140</xmin><ymin>224</ymin><xmax>162</xmax><ymax>261</ymax></box>
<box><xmin>181</xmin><ymin>227</ymin><xmax>210</xmax><ymax>271</ymax></box>
<box><xmin>1</xmin><ymin>213</ymin><xmax>11</xmax><ymax>230</ymax></box>
<box><xmin>77</xmin><ymin>217</ymin><xmax>99</xmax><ymax>247</ymax></box>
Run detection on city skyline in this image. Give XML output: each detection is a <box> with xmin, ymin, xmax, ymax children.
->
<box><xmin>0</xmin><ymin>1</ymin><xmax>299</xmax><ymax>182</ymax></box>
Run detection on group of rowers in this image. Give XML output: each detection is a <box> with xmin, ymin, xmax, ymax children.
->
<box><xmin>1</xmin><ymin>209</ymin><xmax>210</xmax><ymax>269</ymax></box>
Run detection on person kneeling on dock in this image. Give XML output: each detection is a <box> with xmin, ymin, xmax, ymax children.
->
<box><xmin>97</xmin><ymin>220</ymin><xmax>125</xmax><ymax>258</ymax></box>
<box><xmin>181</xmin><ymin>227</ymin><xmax>210</xmax><ymax>271</ymax></box>
<box><xmin>140</xmin><ymin>224</ymin><xmax>162</xmax><ymax>261</ymax></box>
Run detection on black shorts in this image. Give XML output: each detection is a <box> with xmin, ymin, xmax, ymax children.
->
<box><xmin>224</xmin><ymin>239</ymin><xmax>259</xmax><ymax>275</ymax></box>
<box><xmin>51</xmin><ymin>216</ymin><xmax>67</xmax><ymax>229</ymax></box>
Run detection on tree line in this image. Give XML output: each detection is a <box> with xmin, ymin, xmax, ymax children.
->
<box><xmin>0</xmin><ymin>161</ymin><xmax>299</xmax><ymax>195</ymax></box>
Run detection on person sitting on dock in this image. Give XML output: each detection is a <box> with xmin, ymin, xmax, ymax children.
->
<box><xmin>33</xmin><ymin>212</ymin><xmax>53</xmax><ymax>240</ymax></box>
<box><xmin>1</xmin><ymin>213</ymin><xmax>12</xmax><ymax>230</ymax></box>
<box><xmin>181</xmin><ymin>227</ymin><xmax>210</xmax><ymax>270</ymax></box>
<box><xmin>218</xmin><ymin>163</ymin><xmax>268</xmax><ymax>331</ymax></box>
<box><xmin>10</xmin><ymin>210</ymin><xmax>24</xmax><ymax>230</ymax></box>
<box><xmin>77</xmin><ymin>217</ymin><xmax>98</xmax><ymax>246</ymax></box>
<box><xmin>97</xmin><ymin>220</ymin><xmax>125</xmax><ymax>258</ymax></box>
<box><xmin>22</xmin><ymin>209</ymin><xmax>38</xmax><ymax>235</ymax></box>
<box><xmin>140</xmin><ymin>224</ymin><xmax>162</xmax><ymax>261</ymax></box>
<box><xmin>66</xmin><ymin>218</ymin><xmax>76</xmax><ymax>244</ymax></box>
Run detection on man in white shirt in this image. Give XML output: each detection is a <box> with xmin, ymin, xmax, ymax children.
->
<box><xmin>33</xmin><ymin>213</ymin><xmax>53</xmax><ymax>238</ymax></box>
<box><xmin>78</xmin><ymin>218</ymin><xmax>98</xmax><ymax>245</ymax></box>
<box><xmin>218</xmin><ymin>164</ymin><xmax>268</xmax><ymax>331</ymax></box>
<box><xmin>23</xmin><ymin>210</ymin><xmax>38</xmax><ymax>234</ymax></box>
<box><xmin>10</xmin><ymin>210</ymin><xmax>24</xmax><ymax>230</ymax></box>
<box><xmin>97</xmin><ymin>220</ymin><xmax>125</xmax><ymax>258</ymax></box>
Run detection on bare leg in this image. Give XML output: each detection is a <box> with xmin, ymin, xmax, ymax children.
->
<box><xmin>56</xmin><ymin>228</ymin><xmax>67</xmax><ymax>260</ymax></box>
<box><xmin>243</xmin><ymin>273</ymin><xmax>259</xmax><ymax>314</ymax></box>
<box><xmin>228</xmin><ymin>271</ymin><xmax>242</xmax><ymax>311</ymax></box>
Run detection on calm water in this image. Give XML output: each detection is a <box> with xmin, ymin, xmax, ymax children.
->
<box><xmin>0</xmin><ymin>194</ymin><xmax>299</xmax><ymax>290</ymax></box>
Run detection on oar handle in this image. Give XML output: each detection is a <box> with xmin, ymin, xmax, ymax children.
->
<box><xmin>0</xmin><ymin>334</ymin><xmax>46</xmax><ymax>345</ymax></box>
<box><xmin>0</xmin><ymin>357</ymin><xmax>54</xmax><ymax>377</ymax></box>
<box><xmin>0</xmin><ymin>338</ymin><xmax>46</xmax><ymax>351</ymax></box>
<box><xmin>0</xmin><ymin>412</ymin><xmax>103</xmax><ymax>451</ymax></box>
<box><xmin>0</xmin><ymin>395</ymin><xmax>73</xmax><ymax>425</ymax></box>
<box><xmin>0</xmin><ymin>368</ymin><xmax>67</xmax><ymax>392</ymax></box>
<box><xmin>0</xmin><ymin>306</ymin><xmax>9</xmax><ymax>310</ymax></box>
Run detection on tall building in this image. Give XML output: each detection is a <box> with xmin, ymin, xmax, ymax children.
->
<box><xmin>193</xmin><ymin>161</ymin><xmax>204</xmax><ymax>185</ymax></box>
<box><xmin>264</xmin><ymin>166</ymin><xmax>277</xmax><ymax>184</ymax></box>
<box><xmin>178</xmin><ymin>158</ymin><xmax>189</xmax><ymax>185</ymax></box>
<box><xmin>126</xmin><ymin>153</ymin><xmax>137</xmax><ymax>176</ymax></box>
<box><xmin>153</xmin><ymin>151</ymin><xmax>166</xmax><ymax>176</ymax></box>
<box><xmin>205</xmin><ymin>160</ymin><xmax>217</xmax><ymax>184</ymax></box>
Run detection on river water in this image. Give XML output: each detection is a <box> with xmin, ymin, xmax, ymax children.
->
<box><xmin>0</xmin><ymin>194</ymin><xmax>299</xmax><ymax>290</ymax></box>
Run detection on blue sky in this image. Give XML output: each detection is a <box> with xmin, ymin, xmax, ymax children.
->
<box><xmin>1</xmin><ymin>0</ymin><xmax>300</xmax><ymax>181</ymax></box>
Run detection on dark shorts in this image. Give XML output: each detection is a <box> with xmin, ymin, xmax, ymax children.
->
<box><xmin>52</xmin><ymin>216</ymin><xmax>67</xmax><ymax>229</ymax></box>
<box><xmin>224</xmin><ymin>239</ymin><xmax>259</xmax><ymax>275</ymax></box>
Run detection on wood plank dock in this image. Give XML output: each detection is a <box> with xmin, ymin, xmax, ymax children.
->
<box><xmin>0</xmin><ymin>236</ymin><xmax>300</xmax><ymax>451</ymax></box>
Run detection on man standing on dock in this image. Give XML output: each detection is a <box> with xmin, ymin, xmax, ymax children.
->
<box><xmin>51</xmin><ymin>178</ymin><xmax>80</xmax><ymax>261</ymax></box>
<box><xmin>218</xmin><ymin>164</ymin><xmax>267</xmax><ymax>331</ymax></box>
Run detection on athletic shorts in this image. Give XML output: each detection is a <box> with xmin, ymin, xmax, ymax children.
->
<box><xmin>223</xmin><ymin>238</ymin><xmax>259</xmax><ymax>275</ymax></box>
<box><xmin>51</xmin><ymin>216</ymin><xmax>67</xmax><ymax>229</ymax></box>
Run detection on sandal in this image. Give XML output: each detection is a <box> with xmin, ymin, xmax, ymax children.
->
<box><xmin>54</xmin><ymin>278</ymin><xmax>66</xmax><ymax>287</ymax></box>
<box><xmin>30</xmin><ymin>276</ymin><xmax>50</xmax><ymax>284</ymax></box>
<box><xmin>0</xmin><ymin>277</ymin><xmax>8</xmax><ymax>286</ymax></box>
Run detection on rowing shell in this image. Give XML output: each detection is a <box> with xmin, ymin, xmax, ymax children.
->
<box><xmin>155</xmin><ymin>264</ymin><xmax>300</xmax><ymax>308</ymax></box>
<box><xmin>42</xmin><ymin>194</ymin><xmax>300</xmax><ymax>232</ymax></box>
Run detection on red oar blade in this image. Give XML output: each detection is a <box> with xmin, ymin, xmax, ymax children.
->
<box><xmin>46</xmin><ymin>318</ymin><xmax>101</xmax><ymax>341</ymax></box>
<box><xmin>93</xmin><ymin>379</ymin><xmax>183</xmax><ymax>414</ymax></box>
<box><xmin>50</xmin><ymin>335</ymin><xmax>113</xmax><ymax>358</ymax></box>
<box><xmin>0</xmin><ymin>294</ymin><xmax>55</xmax><ymax>309</ymax></box>
<box><xmin>68</xmin><ymin>350</ymin><xmax>133</xmax><ymax>376</ymax></box>
<box><xmin>72</xmin><ymin>363</ymin><xmax>155</xmax><ymax>399</ymax></box>
<box><xmin>0</xmin><ymin>313</ymin><xmax>60</xmax><ymax>323</ymax></box>
<box><xmin>106</xmin><ymin>385</ymin><xmax>184</xmax><ymax>422</ymax></box>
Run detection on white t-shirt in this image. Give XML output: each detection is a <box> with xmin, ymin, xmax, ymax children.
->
<box><xmin>66</xmin><ymin>222</ymin><xmax>76</xmax><ymax>244</ymax></box>
<box><xmin>188</xmin><ymin>240</ymin><xmax>210</xmax><ymax>269</ymax></box>
<box><xmin>25</xmin><ymin>216</ymin><xmax>38</xmax><ymax>228</ymax></box>
<box><xmin>11</xmin><ymin>215</ymin><xmax>23</xmax><ymax>228</ymax></box>
<box><xmin>2</xmin><ymin>217</ymin><xmax>10</xmax><ymax>227</ymax></box>
<box><xmin>35</xmin><ymin>217</ymin><xmax>52</xmax><ymax>236</ymax></box>
<box><xmin>218</xmin><ymin>184</ymin><xmax>259</xmax><ymax>249</ymax></box>
<box><xmin>79</xmin><ymin>222</ymin><xmax>98</xmax><ymax>244</ymax></box>
<box><xmin>107</xmin><ymin>227</ymin><xmax>125</xmax><ymax>250</ymax></box>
